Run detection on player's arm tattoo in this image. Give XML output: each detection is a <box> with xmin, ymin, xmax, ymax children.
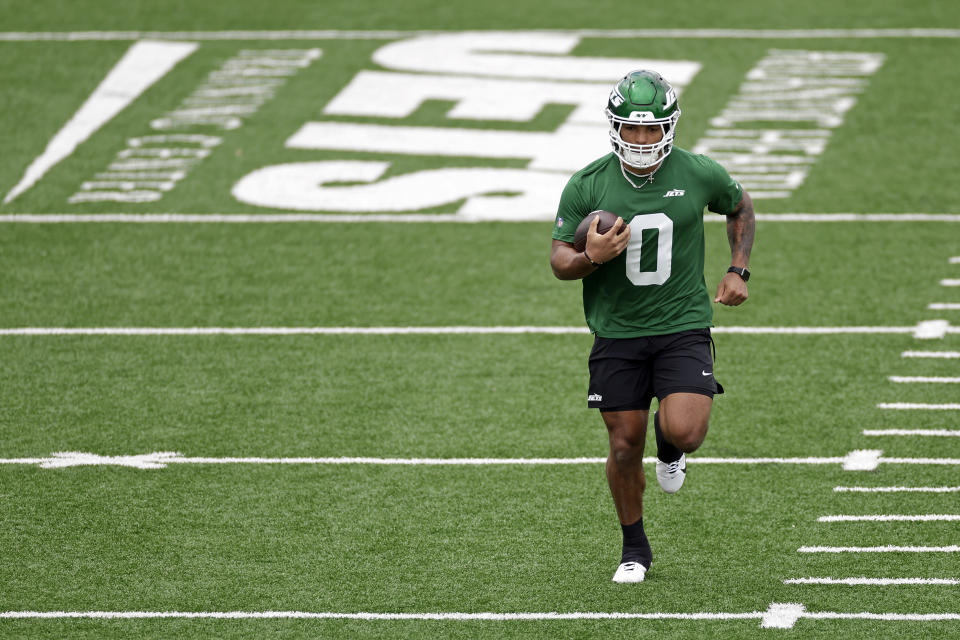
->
<box><xmin>726</xmin><ymin>190</ymin><xmax>755</xmax><ymax>267</ymax></box>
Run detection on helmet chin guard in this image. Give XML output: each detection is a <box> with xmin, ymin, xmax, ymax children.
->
<box><xmin>605</xmin><ymin>70</ymin><xmax>681</xmax><ymax>170</ymax></box>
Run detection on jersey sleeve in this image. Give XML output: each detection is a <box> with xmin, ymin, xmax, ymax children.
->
<box><xmin>700</xmin><ymin>155</ymin><xmax>743</xmax><ymax>215</ymax></box>
<box><xmin>551</xmin><ymin>174</ymin><xmax>591</xmax><ymax>243</ymax></box>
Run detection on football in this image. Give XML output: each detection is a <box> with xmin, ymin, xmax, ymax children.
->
<box><xmin>573</xmin><ymin>210</ymin><xmax>625</xmax><ymax>252</ymax></box>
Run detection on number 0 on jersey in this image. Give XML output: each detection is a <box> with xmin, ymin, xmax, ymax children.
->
<box><xmin>626</xmin><ymin>213</ymin><xmax>673</xmax><ymax>286</ymax></box>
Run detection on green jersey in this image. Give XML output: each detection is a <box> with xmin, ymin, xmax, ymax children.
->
<box><xmin>552</xmin><ymin>149</ymin><xmax>742</xmax><ymax>338</ymax></box>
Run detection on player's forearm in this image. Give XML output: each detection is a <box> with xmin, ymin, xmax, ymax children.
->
<box><xmin>726</xmin><ymin>191</ymin><xmax>755</xmax><ymax>267</ymax></box>
<box><xmin>550</xmin><ymin>244</ymin><xmax>598</xmax><ymax>280</ymax></box>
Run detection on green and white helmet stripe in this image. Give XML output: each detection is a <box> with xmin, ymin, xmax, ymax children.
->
<box><xmin>606</xmin><ymin>70</ymin><xmax>681</xmax><ymax>170</ymax></box>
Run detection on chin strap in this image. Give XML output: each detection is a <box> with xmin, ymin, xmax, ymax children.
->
<box><xmin>619</xmin><ymin>162</ymin><xmax>657</xmax><ymax>190</ymax></box>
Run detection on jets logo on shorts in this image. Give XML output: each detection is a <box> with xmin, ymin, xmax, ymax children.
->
<box><xmin>588</xmin><ymin>393</ymin><xmax>603</xmax><ymax>402</ymax></box>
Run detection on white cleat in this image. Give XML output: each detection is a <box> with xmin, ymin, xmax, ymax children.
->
<box><xmin>612</xmin><ymin>561</ymin><xmax>648</xmax><ymax>583</ymax></box>
<box><xmin>656</xmin><ymin>452</ymin><xmax>686</xmax><ymax>494</ymax></box>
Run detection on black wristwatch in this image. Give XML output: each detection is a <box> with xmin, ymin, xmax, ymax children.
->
<box><xmin>727</xmin><ymin>266</ymin><xmax>750</xmax><ymax>282</ymax></box>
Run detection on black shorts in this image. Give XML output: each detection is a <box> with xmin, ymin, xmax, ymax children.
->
<box><xmin>587</xmin><ymin>328</ymin><xmax>723</xmax><ymax>411</ymax></box>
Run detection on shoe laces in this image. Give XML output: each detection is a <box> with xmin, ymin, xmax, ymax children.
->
<box><xmin>663</xmin><ymin>458</ymin><xmax>684</xmax><ymax>474</ymax></box>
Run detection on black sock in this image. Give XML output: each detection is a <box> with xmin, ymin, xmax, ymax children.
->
<box><xmin>620</xmin><ymin>518</ymin><xmax>652</xmax><ymax>568</ymax></box>
<box><xmin>654</xmin><ymin>411</ymin><xmax>682</xmax><ymax>463</ymax></box>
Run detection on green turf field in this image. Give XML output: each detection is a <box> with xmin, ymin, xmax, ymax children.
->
<box><xmin>1</xmin><ymin>1</ymin><xmax>959</xmax><ymax>637</ymax></box>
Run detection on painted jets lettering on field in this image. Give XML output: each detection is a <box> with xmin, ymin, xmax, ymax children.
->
<box><xmin>4</xmin><ymin>34</ymin><xmax>883</xmax><ymax>215</ymax></box>
<box><xmin>231</xmin><ymin>32</ymin><xmax>701</xmax><ymax>219</ymax></box>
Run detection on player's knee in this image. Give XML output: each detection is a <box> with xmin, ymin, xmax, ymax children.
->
<box><xmin>609</xmin><ymin>435</ymin><xmax>644</xmax><ymax>466</ymax></box>
<box><xmin>660</xmin><ymin>413</ymin><xmax>709</xmax><ymax>452</ymax></box>
<box><xmin>674</xmin><ymin>423</ymin><xmax>708</xmax><ymax>452</ymax></box>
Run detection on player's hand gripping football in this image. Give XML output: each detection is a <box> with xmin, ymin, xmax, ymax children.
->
<box><xmin>586</xmin><ymin>215</ymin><xmax>630</xmax><ymax>264</ymax></box>
<box><xmin>714</xmin><ymin>272</ymin><xmax>749</xmax><ymax>306</ymax></box>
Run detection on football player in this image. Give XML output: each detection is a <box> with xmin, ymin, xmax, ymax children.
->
<box><xmin>550</xmin><ymin>70</ymin><xmax>755</xmax><ymax>583</ymax></box>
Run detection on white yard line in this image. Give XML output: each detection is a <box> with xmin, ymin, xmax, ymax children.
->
<box><xmin>2</xmin><ymin>213</ymin><xmax>960</xmax><ymax>223</ymax></box>
<box><xmin>0</xmin><ymin>326</ymin><xmax>591</xmax><ymax>336</ymax></box>
<box><xmin>878</xmin><ymin>403</ymin><xmax>960</xmax><ymax>410</ymax></box>
<box><xmin>902</xmin><ymin>351</ymin><xmax>960</xmax><ymax>359</ymax></box>
<box><xmin>942</xmin><ymin>279</ymin><xmax>960</xmax><ymax>287</ymax></box>
<box><xmin>887</xmin><ymin>377</ymin><xmax>960</xmax><ymax>384</ymax></box>
<box><xmin>1</xmin><ymin>28</ymin><xmax>960</xmax><ymax>41</ymax></box>
<box><xmin>784</xmin><ymin>577</ymin><xmax>959</xmax><ymax>585</ymax></box>
<box><xmin>818</xmin><ymin>514</ymin><xmax>960</xmax><ymax>522</ymax></box>
<box><xmin>881</xmin><ymin>457</ymin><xmax>960</xmax><ymax>465</ymax></box>
<box><xmin>1</xmin><ymin>450</ymin><xmax>958</xmax><ymax>470</ymax></box>
<box><xmin>1</xmin><ymin>324</ymin><xmax>955</xmax><ymax>336</ymax></box>
<box><xmin>805</xmin><ymin>611</ymin><xmax>960</xmax><ymax>622</ymax></box>
<box><xmin>0</xmin><ymin>610</ymin><xmax>762</xmax><ymax>621</ymax></box>
<box><xmin>2</xmin><ymin>603</ymin><xmax>959</xmax><ymax>631</ymax></box>
<box><xmin>0</xmin><ymin>213</ymin><xmax>463</xmax><ymax>223</ymax></box>
<box><xmin>863</xmin><ymin>428</ymin><xmax>960</xmax><ymax>436</ymax></box>
<box><xmin>799</xmin><ymin>546</ymin><xmax>960</xmax><ymax>553</ymax></box>
<box><xmin>833</xmin><ymin>486</ymin><xmax>960</xmax><ymax>493</ymax></box>
<box><xmin>715</xmin><ymin>327</ymin><xmax>916</xmax><ymax>335</ymax></box>
<box><xmin>929</xmin><ymin>303</ymin><xmax>960</xmax><ymax>310</ymax></box>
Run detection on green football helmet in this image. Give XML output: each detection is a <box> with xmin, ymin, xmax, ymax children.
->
<box><xmin>606</xmin><ymin>70</ymin><xmax>681</xmax><ymax>170</ymax></box>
